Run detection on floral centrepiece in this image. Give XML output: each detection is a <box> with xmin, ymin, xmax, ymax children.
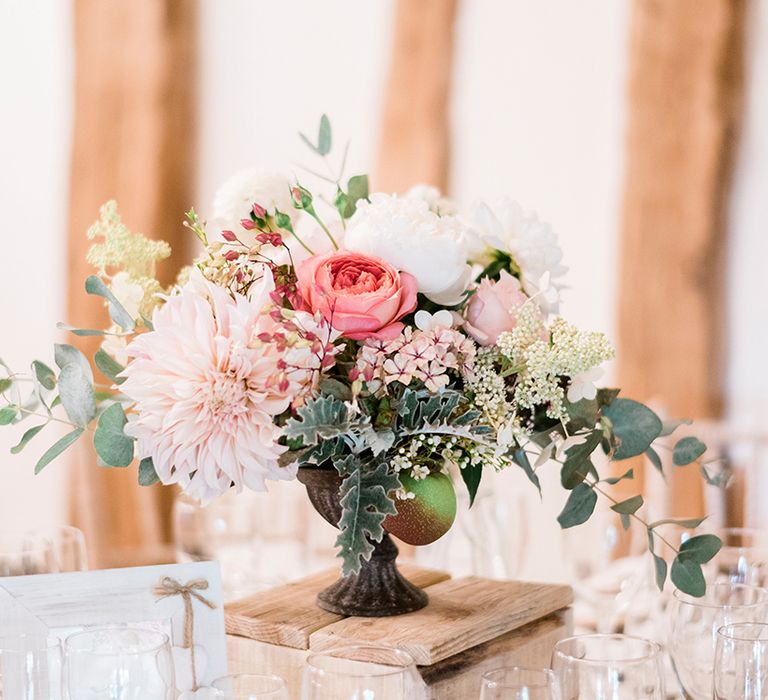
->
<box><xmin>0</xmin><ymin>116</ymin><xmax>725</xmax><ymax>597</ymax></box>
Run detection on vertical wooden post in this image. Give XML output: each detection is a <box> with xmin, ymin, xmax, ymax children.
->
<box><xmin>375</xmin><ymin>0</ymin><xmax>458</xmax><ymax>194</ymax></box>
<box><xmin>616</xmin><ymin>0</ymin><xmax>745</xmax><ymax>515</ymax></box>
<box><xmin>67</xmin><ymin>0</ymin><xmax>197</xmax><ymax>566</ymax></box>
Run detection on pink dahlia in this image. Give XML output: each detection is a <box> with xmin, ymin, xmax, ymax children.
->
<box><xmin>121</xmin><ymin>268</ymin><xmax>337</xmax><ymax>503</ymax></box>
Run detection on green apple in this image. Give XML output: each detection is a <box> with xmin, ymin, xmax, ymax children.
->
<box><xmin>383</xmin><ymin>471</ymin><xmax>457</xmax><ymax>546</ymax></box>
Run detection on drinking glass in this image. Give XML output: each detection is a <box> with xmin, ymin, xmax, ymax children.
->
<box><xmin>714</xmin><ymin>622</ymin><xmax>768</xmax><ymax>699</ymax></box>
<box><xmin>0</xmin><ymin>526</ymin><xmax>88</xmax><ymax>576</ymax></box>
<box><xmin>706</xmin><ymin>528</ymin><xmax>768</xmax><ymax>586</ymax></box>
<box><xmin>480</xmin><ymin>667</ymin><xmax>560</xmax><ymax>699</ymax></box>
<box><xmin>0</xmin><ymin>635</ymin><xmax>63</xmax><ymax>699</ymax></box>
<box><xmin>668</xmin><ymin>582</ymin><xmax>768</xmax><ymax>699</ymax></box>
<box><xmin>552</xmin><ymin>634</ymin><xmax>665</xmax><ymax>698</ymax></box>
<box><xmin>64</xmin><ymin>627</ymin><xmax>175</xmax><ymax>699</ymax></box>
<box><xmin>211</xmin><ymin>673</ymin><xmax>290</xmax><ymax>699</ymax></box>
<box><xmin>300</xmin><ymin>645</ymin><xmax>419</xmax><ymax>699</ymax></box>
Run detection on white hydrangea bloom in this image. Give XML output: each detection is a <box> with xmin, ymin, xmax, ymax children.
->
<box><xmin>404</xmin><ymin>184</ymin><xmax>457</xmax><ymax>216</ymax></box>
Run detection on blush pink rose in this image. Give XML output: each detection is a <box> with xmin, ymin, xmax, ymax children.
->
<box><xmin>464</xmin><ymin>270</ymin><xmax>529</xmax><ymax>346</ymax></box>
<box><xmin>296</xmin><ymin>251</ymin><xmax>418</xmax><ymax>341</ymax></box>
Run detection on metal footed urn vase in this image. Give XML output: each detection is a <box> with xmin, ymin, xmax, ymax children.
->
<box><xmin>297</xmin><ymin>466</ymin><xmax>428</xmax><ymax>617</ymax></box>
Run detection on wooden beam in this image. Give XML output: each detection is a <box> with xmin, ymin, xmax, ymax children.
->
<box><xmin>67</xmin><ymin>0</ymin><xmax>197</xmax><ymax>567</ymax></box>
<box><xmin>375</xmin><ymin>0</ymin><xmax>458</xmax><ymax>193</ymax></box>
<box><xmin>616</xmin><ymin>0</ymin><xmax>745</xmax><ymax>515</ymax></box>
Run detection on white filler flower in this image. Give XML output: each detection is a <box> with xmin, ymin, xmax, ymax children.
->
<box><xmin>345</xmin><ymin>193</ymin><xmax>473</xmax><ymax>306</ymax></box>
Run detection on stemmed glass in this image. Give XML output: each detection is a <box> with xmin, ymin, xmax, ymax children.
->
<box><xmin>64</xmin><ymin>627</ymin><xmax>175</xmax><ymax>699</ymax></box>
<box><xmin>551</xmin><ymin>633</ymin><xmax>665</xmax><ymax>698</ymax></box>
<box><xmin>0</xmin><ymin>635</ymin><xmax>63</xmax><ymax>699</ymax></box>
<box><xmin>300</xmin><ymin>645</ymin><xmax>419</xmax><ymax>699</ymax></box>
<box><xmin>706</xmin><ymin>528</ymin><xmax>768</xmax><ymax>586</ymax></box>
<box><xmin>0</xmin><ymin>526</ymin><xmax>88</xmax><ymax>576</ymax></box>
<box><xmin>211</xmin><ymin>673</ymin><xmax>290</xmax><ymax>699</ymax></box>
<box><xmin>714</xmin><ymin>622</ymin><xmax>768</xmax><ymax>699</ymax></box>
<box><xmin>668</xmin><ymin>582</ymin><xmax>768</xmax><ymax>699</ymax></box>
<box><xmin>480</xmin><ymin>667</ymin><xmax>560</xmax><ymax>699</ymax></box>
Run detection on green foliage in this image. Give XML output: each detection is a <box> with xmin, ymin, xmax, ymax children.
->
<box><xmin>601</xmin><ymin>468</ymin><xmax>634</xmax><ymax>485</ymax></box>
<box><xmin>460</xmin><ymin>463</ymin><xmax>482</xmax><ymax>507</ymax></box>
<box><xmin>678</xmin><ymin>534</ymin><xmax>721</xmax><ymax>564</ymax></box>
<box><xmin>56</xmin><ymin>323</ymin><xmax>106</xmax><ymax>337</ymax></box>
<box><xmin>561</xmin><ymin>431</ymin><xmax>602</xmax><ymax>489</ymax></box>
<box><xmin>610</xmin><ymin>495</ymin><xmax>644</xmax><ymax>515</ymax></box>
<box><xmin>84</xmin><ymin>274</ymin><xmax>136</xmax><ymax>331</ymax></box>
<box><xmin>396</xmin><ymin>388</ymin><xmax>462</xmax><ymax>432</ymax></box>
<box><xmin>511</xmin><ymin>448</ymin><xmax>541</xmax><ymax>495</ymax></box>
<box><xmin>94</xmin><ymin>403</ymin><xmax>134</xmax><ymax>467</ymax></box>
<box><xmin>557</xmin><ymin>483</ymin><xmax>597</xmax><ymax>528</ymax></box>
<box><xmin>94</xmin><ymin>349</ymin><xmax>126</xmax><ymax>385</ymax></box>
<box><xmin>673</xmin><ymin>437</ymin><xmax>707</xmax><ymax>466</ymax></box>
<box><xmin>0</xmin><ymin>378</ymin><xmax>13</xmax><ymax>394</ymax></box>
<box><xmin>57</xmin><ymin>363</ymin><xmax>96</xmax><ymax>427</ymax></box>
<box><xmin>0</xmin><ymin>406</ymin><xmax>18</xmax><ymax>425</ymax></box>
<box><xmin>284</xmin><ymin>395</ymin><xmax>354</xmax><ymax>446</ymax></box>
<box><xmin>671</xmin><ymin>557</ymin><xmax>706</xmax><ymax>597</ymax></box>
<box><xmin>35</xmin><ymin>427</ymin><xmax>84</xmax><ymax>474</ymax></box>
<box><xmin>138</xmin><ymin>457</ymin><xmax>160</xmax><ymax>486</ymax></box>
<box><xmin>10</xmin><ymin>424</ymin><xmax>46</xmax><ymax>454</ymax></box>
<box><xmin>646</xmin><ymin>447</ymin><xmax>664</xmax><ymax>475</ymax></box>
<box><xmin>32</xmin><ymin>361</ymin><xmax>56</xmax><ymax>390</ymax></box>
<box><xmin>54</xmin><ymin>344</ymin><xmax>93</xmax><ymax>382</ymax></box>
<box><xmin>334</xmin><ymin>456</ymin><xmax>400</xmax><ymax>575</ymax></box>
<box><xmin>300</xmin><ymin>114</ymin><xmax>332</xmax><ymax>156</ymax></box>
<box><xmin>603</xmin><ymin>398</ymin><xmax>663</xmax><ymax>459</ymax></box>
<box><xmin>652</xmin><ymin>553</ymin><xmax>668</xmax><ymax>592</ymax></box>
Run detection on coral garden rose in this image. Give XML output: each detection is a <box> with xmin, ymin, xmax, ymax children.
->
<box><xmin>464</xmin><ymin>269</ymin><xmax>529</xmax><ymax>346</ymax></box>
<box><xmin>296</xmin><ymin>251</ymin><xmax>418</xmax><ymax>341</ymax></box>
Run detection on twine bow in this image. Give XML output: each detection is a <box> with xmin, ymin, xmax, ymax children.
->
<box><xmin>154</xmin><ymin>576</ymin><xmax>216</xmax><ymax>690</ymax></box>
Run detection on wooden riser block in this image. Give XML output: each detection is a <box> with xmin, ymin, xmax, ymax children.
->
<box><xmin>224</xmin><ymin>564</ymin><xmax>450</xmax><ymax>650</ymax></box>
<box><xmin>309</xmin><ymin>576</ymin><xmax>573</xmax><ymax>665</ymax></box>
<box><xmin>225</xmin><ymin>568</ymin><xmax>573</xmax><ymax>699</ymax></box>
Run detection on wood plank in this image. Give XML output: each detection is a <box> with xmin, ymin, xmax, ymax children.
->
<box><xmin>375</xmin><ymin>0</ymin><xmax>458</xmax><ymax>193</ymax></box>
<box><xmin>309</xmin><ymin>577</ymin><xmax>573</xmax><ymax>665</ymax></box>
<box><xmin>614</xmin><ymin>0</ymin><xmax>746</xmax><ymax>514</ymax></box>
<box><xmin>225</xmin><ymin>565</ymin><xmax>450</xmax><ymax>650</ymax></box>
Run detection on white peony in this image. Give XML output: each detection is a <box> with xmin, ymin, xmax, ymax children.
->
<box><xmin>210</xmin><ymin>168</ymin><xmax>295</xmax><ymax>243</ymax></box>
<box><xmin>471</xmin><ymin>199</ymin><xmax>567</xmax><ymax>313</ymax></box>
<box><xmin>344</xmin><ymin>193</ymin><xmax>473</xmax><ymax>306</ymax></box>
<box><xmin>404</xmin><ymin>184</ymin><xmax>457</xmax><ymax>216</ymax></box>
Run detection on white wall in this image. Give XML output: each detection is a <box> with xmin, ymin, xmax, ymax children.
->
<box><xmin>0</xmin><ymin>0</ymin><xmax>73</xmax><ymax>529</ymax></box>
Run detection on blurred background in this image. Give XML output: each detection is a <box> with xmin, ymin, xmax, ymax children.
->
<box><xmin>0</xmin><ymin>0</ymin><xmax>767</xmax><ymax>590</ymax></box>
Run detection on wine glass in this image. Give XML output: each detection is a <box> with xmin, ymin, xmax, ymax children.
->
<box><xmin>64</xmin><ymin>627</ymin><xmax>175</xmax><ymax>699</ymax></box>
<box><xmin>0</xmin><ymin>526</ymin><xmax>88</xmax><ymax>576</ymax></box>
<box><xmin>0</xmin><ymin>635</ymin><xmax>63</xmax><ymax>699</ymax></box>
<box><xmin>668</xmin><ymin>583</ymin><xmax>768</xmax><ymax>699</ymax></box>
<box><xmin>552</xmin><ymin>633</ymin><xmax>665</xmax><ymax>698</ymax></box>
<box><xmin>211</xmin><ymin>673</ymin><xmax>290</xmax><ymax>699</ymax></box>
<box><xmin>300</xmin><ymin>645</ymin><xmax>420</xmax><ymax>699</ymax></box>
<box><xmin>480</xmin><ymin>667</ymin><xmax>560</xmax><ymax>699</ymax></box>
<box><xmin>706</xmin><ymin>528</ymin><xmax>768</xmax><ymax>586</ymax></box>
<box><xmin>714</xmin><ymin>622</ymin><xmax>768</xmax><ymax>699</ymax></box>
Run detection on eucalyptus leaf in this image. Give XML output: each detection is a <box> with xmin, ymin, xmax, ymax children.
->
<box><xmin>512</xmin><ymin>448</ymin><xmax>541</xmax><ymax>495</ymax></box>
<box><xmin>646</xmin><ymin>446</ymin><xmax>664</xmax><ymax>476</ymax></box>
<box><xmin>317</xmin><ymin>114</ymin><xmax>332</xmax><ymax>155</ymax></box>
<box><xmin>671</xmin><ymin>556</ymin><xmax>705</xmax><ymax>597</ymax></box>
<box><xmin>610</xmin><ymin>494</ymin><xmax>644</xmax><ymax>515</ymax></box>
<box><xmin>678</xmin><ymin>534</ymin><xmax>721</xmax><ymax>564</ymax></box>
<box><xmin>138</xmin><ymin>457</ymin><xmax>160</xmax><ymax>486</ymax></box>
<box><xmin>56</xmin><ymin>322</ymin><xmax>105</xmax><ymax>337</ymax></box>
<box><xmin>0</xmin><ymin>406</ymin><xmax>18</xmax><ymax>425</ymax></box>
<box><xmin>93</xmin><ymin>403</ymin><xmax>134</xmax><ymax>467</ymax></box>
<box><xmin>648</xmin><ymin>516</ymin><xmax>707</xmax><ymax>530</ymax></box>
<box><xmin>32</xmin><ymin>360</ymin><xmax>56</xmax><ymax>390</ymax></box>
<box><xmin>673</xmin><ymin>436</ymin><xmax>707</xmax><ymax>466</ymax></box>
<box><xmin>57</xmin><ymin>363</ymin><xmax>96</xmax><ymax>426</ymax></box>
<box><xmin>603</xmin><ymin>398</ymin><xmax>662</xmax><ymax>460</ymax></box>
<box><xmin>561</xmin><ymin>431</ymin><xmax>602</xmax><ymax>489</ymax></box>
<box><xmin>652</xmin><ymin>553</ymin><xmax>668</xmax><ymax>591</ymax></box>
<box><xmin>347</xmin><ymin>174</ymin><xmax>369</xmax><ymax>203</ymax></box>
<box><xmin>10</xmin><ymin>423</ymin><xmax>46</xmax><ymax>454</ymax></box>
<box><xmin>94</xmin><ymin>349</ymin><xmax>126</xmax><ymax>385</ymax></box>
<box><xmin>602</xmin><ymin>468</ymin><xmax>634</xmax><ymax>485</ymax></box>
<box><xmin>659</xmin><ymin>417</ymin><xmax>692</xmax><ymax>437</ymax></box>
<box><xmin>620</xmin><ymin>513</ymin><xmax>631</xmax><ymax>530</ymax></box>
<box><xmin>84</xmin><ymin>275</ymin><xmax>136</xmax><ymax>331</ymax></box>
<box><xmin>54</xmin><ymin>344</ymin><xmax>93</xmax><ymax>383</ymax></box>
<box><xmin>557</xmin><ymin>483</ymin><xmax>597</xmax><ymax>529</ymax></box>
<box><xmin>460</xmin><ymin>463</ymin><xmax>482</xmax><ymax>507</ymax></box>
<box><xmin>34</xmin><ymin>427</ymin><xmax>84</xmax><ymax>474</ymax></box>
<box><xmin>0</xmin><ymin>378</ymin><xmax>12</xmax><ymax>394</ymax></box>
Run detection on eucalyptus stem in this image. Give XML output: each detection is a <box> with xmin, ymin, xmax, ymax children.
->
<box><xmin>15</xmin><ymin>406</ymin><xmax>95</xmax><ymax>432</ymax></box>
